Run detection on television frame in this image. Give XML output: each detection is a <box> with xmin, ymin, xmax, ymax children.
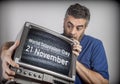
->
<box><xmin>12</xmin><ymin>22</ymin><xmax>76</xmax><ymax>84</ymax></box>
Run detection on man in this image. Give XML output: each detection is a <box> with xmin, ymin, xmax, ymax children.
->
<box><xmin>0</xmin><ymin>3</ymin><xmax>109</xmax><ymax>84</ymax></box>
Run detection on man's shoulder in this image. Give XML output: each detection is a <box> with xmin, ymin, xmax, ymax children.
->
<box><xmin>82</xmin><ymin>35</ymin><xmax>103</xmax><ymax>45</ymax></box>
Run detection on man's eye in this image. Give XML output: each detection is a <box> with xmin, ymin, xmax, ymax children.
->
<box><xmin>77</xmin><ymin>27</ymin><xmax>82</xmax><ymax>31</ymax></box>
<box><xmin>68</xmin><ymin>25</ymin><xmax>71</xmax><ymax>28</ymax></box>
<box><xmin>67</xmin><ymin>24</ymin><xmax>72</xmax><ymax>29</ymax></box>
<box><xmin>67</xmin><ymin>22</ymin><xmax>73</xmax><ymax>29</ymax></box>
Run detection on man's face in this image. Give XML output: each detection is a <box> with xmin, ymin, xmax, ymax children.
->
<box><xmin>63</xmin><ymin>15</ymin><xmax>87</xmax><ymax>41</ymax></box>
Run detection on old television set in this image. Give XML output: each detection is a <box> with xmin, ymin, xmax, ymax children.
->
<box><xmin>11</xmin><ymin>22</ymin><xmax>76</xmax><ymax>84</ymax></box>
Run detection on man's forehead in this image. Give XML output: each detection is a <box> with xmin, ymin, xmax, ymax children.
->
<box><xmin>65</xmin><ymin>16</ymin><xmax>87</xmax><ymax>26</ymax></box>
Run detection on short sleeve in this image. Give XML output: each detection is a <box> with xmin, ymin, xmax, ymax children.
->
<box><xmin>90</xmin><ymin>40</ymin><xmax>109</xmax><ymax>80</ymax></box>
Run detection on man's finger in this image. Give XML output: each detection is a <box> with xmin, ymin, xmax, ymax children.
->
<box><xmin>72</xmin><ymin>39</ymin><xmax>80</xmax><ymax>45</ymax></box>
<box><xmin>5</xmin><ymin>66</ymin><xmax>15</xmax><ymax>76</ymax></box>
<box><xmin>4</xmin><ymin>72</ymin><xmax>14</xmax><ymax>80</ymax></box>
<box><xmin>2</xmin><ymin>65</ymin><xmax>15</xmax><ymax>80</ymax></box>
<box><xmin>72</xmin><ymin>51</ymin><xmax>79</xmax><ymax>56</ymax></box>
<box><xmin>73</xmin><ymin>45</ymin><xmax>82</xmax><ymax>52</ymax></box>
<box><xmin>9</xmin><ymin>40</ymin><xmax>19</xmax><ymax>52</ymax></box>
<box><xmin>6</xmin><ymin>58</ymin><xmax>19</xmax><ymax>68</ymax></box>
<box><xmin>2</xmin><ymin>61</ymin><xmax>15</xmax><ymax>75</ymax></box>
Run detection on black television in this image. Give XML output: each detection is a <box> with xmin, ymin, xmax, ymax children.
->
<box><xmin>11</xmin><ymin>22</ymin><xmax>76</xmax><ymax>84</ymax></box>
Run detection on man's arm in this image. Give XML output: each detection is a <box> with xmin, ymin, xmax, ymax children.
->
<box><xmin>72</xmin><ymin>39</ymin><xmax>108</xmax><ymax>84</ymax></box>
<box><xmin>76</xmin><ymin>61</ymin><xmax>108</xmax><ymax>84</ymax></box>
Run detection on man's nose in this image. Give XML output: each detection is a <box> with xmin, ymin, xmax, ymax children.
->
<box><xmin>70</xmin><ymin>28</ymin><xmax>76</xmax><ymax>35</ymax></box>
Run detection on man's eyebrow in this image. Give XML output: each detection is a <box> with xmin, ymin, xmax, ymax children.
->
<box><xmin>68</xmin><ymin>21</ymin><xmax>73</xmax><ymax>26</ymax></box>
<box><xmin>77</xmin><ymin>25</ymin><xmax>83</xmax><ymax>28</ymax></box>
<box><xmin>68</xmin><ymin>21</ymin><xmax>84</xmax><ymax>28</ymax></box>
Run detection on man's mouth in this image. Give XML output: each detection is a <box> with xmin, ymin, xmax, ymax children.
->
<box><xmin>66</xmin><ymin>35</ymin><xmax>75</xmax><ymax>39</ymax></box>
<box><xmin>63</xmin><ymin>33</ymin><xmax>77</xmax><ymax>40</ymax></box>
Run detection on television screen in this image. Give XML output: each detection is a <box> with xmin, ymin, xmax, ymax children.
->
<box><xmin>21</xmin><ymin>26</ymin><xmax>72</xmax><ymax>76</ymax></box>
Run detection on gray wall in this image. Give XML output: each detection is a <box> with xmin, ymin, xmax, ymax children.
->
<box><xmin>0</xmin><ymin>1</ymin><xmax>119</xmax><ymax>83</ymax></box>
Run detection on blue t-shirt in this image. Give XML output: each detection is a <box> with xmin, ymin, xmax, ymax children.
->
<box><xmin>75</xmin><ymin>35</ymin><xmax>109</xmax><ymax>84</ymax></box>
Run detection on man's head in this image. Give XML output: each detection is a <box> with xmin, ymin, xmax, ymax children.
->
<box><xmin>63</xmin><ymin>3</ymin><xmax>90</xmax><ymax>41</ymax></box>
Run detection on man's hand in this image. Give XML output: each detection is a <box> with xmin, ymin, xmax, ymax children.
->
<box><xmin>72</xmin><ymin>39</ymin><xmax>82</xmax><ymax>56</ymax></box>
<box><xmin>1</xmin><ymin>41</ymin><xmax>19</xmax><ymax>80</ymax></box>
